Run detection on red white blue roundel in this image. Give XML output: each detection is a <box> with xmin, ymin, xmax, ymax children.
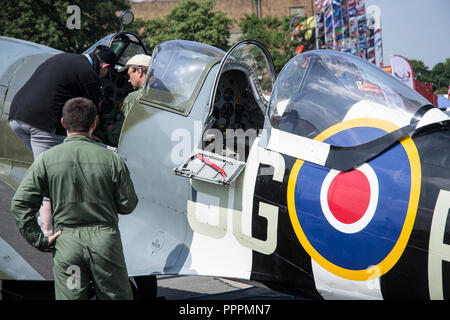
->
<box><xmin>320</xmin><ymin>163</ymin><xmax>379</xmax><ymax>234</ymax></box>
<box><xmin>287</xmin><ymin>119</ymin><xmax>421</xmax><ymax>281</ymax></box>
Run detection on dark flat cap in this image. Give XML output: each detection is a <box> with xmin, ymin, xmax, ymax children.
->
<box><xmin>94</xmin><ymin>45</ymin><xmax>117</xmax><ymax>65</ymax></box>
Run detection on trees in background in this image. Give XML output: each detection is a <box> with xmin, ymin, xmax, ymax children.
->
<box><xmin>410</xmin><ymin>59</ymin><xmax>450</xmax><ymax>95</ymax></box>
<box><xmin>238</xmin><ymin>14</ymin><xmax>315</xmax><ymax>74</ymax></box>
<box><xmin>0</xmin><ymin>0</ymin><xmax>130</xmax><ymax>53</ymax></box>
<box><xmin>133</xmin><ymin>0</ymin><xmax>233</xmax><ymax>52</ymax></box>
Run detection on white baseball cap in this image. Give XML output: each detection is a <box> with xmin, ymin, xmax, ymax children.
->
<box><xmin>118</xmin><ymin>54</ymin><xmax>151</xmax><ymax>72</ymax></box>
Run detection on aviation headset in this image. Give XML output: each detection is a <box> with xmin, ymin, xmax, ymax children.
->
<box><xmin>88</xmin><ymin>45</ymin><xmax>117</xmax><ymax>75</ymax></box>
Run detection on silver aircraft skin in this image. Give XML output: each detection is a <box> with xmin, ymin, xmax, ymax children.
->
<box><xmin>1</xmin><ymin>30</ymin><xmax>450</xmax><ymax>300</ymax></box>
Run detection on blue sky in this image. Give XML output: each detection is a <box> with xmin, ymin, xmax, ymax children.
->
<box><xmin>365</xmin><ymin>0</ymin><xmax>450</xmax><ymax>69</ymax></box>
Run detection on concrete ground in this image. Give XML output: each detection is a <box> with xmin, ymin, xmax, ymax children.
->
<box><xmin>156</xmin><ymin>275</ymin><xmax>297</xmax><ymax>300</ymax></box>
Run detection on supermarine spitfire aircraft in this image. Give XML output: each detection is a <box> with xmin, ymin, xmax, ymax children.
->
<box><xmin>1</xmin><ymin>14</ymin><xmax>450</xmax><ymax>300</ymax></box>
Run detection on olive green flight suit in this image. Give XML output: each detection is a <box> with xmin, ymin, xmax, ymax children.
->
<box><xmin>11</xmin><ymin>134</ymin><xmax>138</xmax><ymax>300</ymax></box>
<box><xmin>108</xmin><ymin>88</ymin><xmax>142</xmax><ymax>147</ymax></box>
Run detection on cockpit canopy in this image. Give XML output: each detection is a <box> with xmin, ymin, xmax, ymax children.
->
<box><xmin>143</xmin><ymin>40</ymin><xmax>225</xmax><ymax>114</ymax></box>
<box><xmin>269</xmin><ymin>50</ymin><xmax>431</xmax><ymax>140</ymax></box>
<box><xmin>84</xmin><ymin>32</ymin><xmax>148</xmax><ymax>70</ymax></box>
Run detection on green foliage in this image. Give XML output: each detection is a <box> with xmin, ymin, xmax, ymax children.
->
<box><xmin>430</xmin><ymin>59</ymin><xmax>450</xmax><ymax>94</ymax></box>
<box><xmin>410</xmin><ymin>58</ymin><xmax>450</xmax><ymax>95</ymax></box>
<box><xmin>137</xmin><ymin>0</ymin><xmax>234</xmax><ymax>52</ymax></box>
<box><xmin>239</xmin><ymin>14</ymin><xmax>315</xmax><ymax>74</ymax></box>
<box><xmin>0</xmin><ymin>0</ymin><xmax>130</xmax><ymax>53</ymax></box>
<box><xmin>409</xmin><ymin>59</ymin><xmax>432</xmax><ymax>82</ymax></box>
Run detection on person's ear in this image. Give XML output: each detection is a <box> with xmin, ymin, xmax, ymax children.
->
<box><xmin>92</xmin><ymin>115</ymin><xmax>99</xmax><ymax>131</ymax></box>
<box><xmin>61</xmin><ymin>117</ymin><xmax>66</xmax><ymax>129</ymax></box>
<box><xmin>87</xmin><ymin>116</ymin><xmax>98</xmax><ymax>138</ymax></box>
<box><xmin>138</xmin><ymin>68</ymin><xmax>145</xmax><ymax>78</ymax></box>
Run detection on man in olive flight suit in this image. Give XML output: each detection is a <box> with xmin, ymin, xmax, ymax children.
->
<box><xmin>11</xmin><ymin>97</ymin><xmax>138</xmax><ymax>300</ymax></box>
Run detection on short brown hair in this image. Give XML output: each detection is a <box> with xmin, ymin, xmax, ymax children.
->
<box><xmin>62</xmin><ymin>97</ymin><xmax>97</xmax><ymax>132</ymax></box>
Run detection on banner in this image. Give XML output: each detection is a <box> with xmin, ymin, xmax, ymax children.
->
<box><xmin>347</xmin><ymin>0</ymin><xmax>359</xmax><ymax>55</ymax></box>
<box><xmin>390</xmin><ymin>55</ymin><xmax>415</xmax><ymax>89</ymax></box>
<box><xmin>356</xmin><ymin>0</ymin><xmax>367</xmax><ymax>60</ymax></box>
<box><xmin>315</xmin><ymin>11</ymin><xmax>326</xmax><ymax>49</ymax></box>
<box><xmin>324</xmin><ymin>0</ymin><xmax>334</xmax><ymax>49</ymax></box>
<box><xmin>367</xmin><ymin>5</ymin><xmax>382</xmax><ymax>66</ymax></box>
<box><xmin>314</xmin><ymin>0</ymin><xmax>328</xmax><ymax>12</ymax></box>
<box><xmin>341</xmin><ymin>0</ymin><xmax>351</xmax><ymax>52</ymax></box>
<box><xmin>332</xmin><ymin>0</ymin><xmax>342</xmax><ymax>51</ymax></box>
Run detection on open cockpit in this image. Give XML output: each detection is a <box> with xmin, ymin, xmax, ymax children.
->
<box><xmin>175</xmin><ymin>40</ymin><xmax>276</xmax><ymax>185</ymax></box>
<box><xmin>204</xmin><ymin>64</ymin><xmax>266</xmax><ymax>162</ymax></box>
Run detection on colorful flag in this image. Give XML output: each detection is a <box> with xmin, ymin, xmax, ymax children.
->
<box><xmin>315</xmin><ymin>12</ymin><xmax>326</xmax><ymax>48</ymax></box>
<box><xmin>333</xmin><ymin>0</ymin><xmax>344</xmax><ymax>51</ymax></box>
<box><xmin>296</xmin><ymin>45</ymin><xmax>305</xmax><ymax>55</ymax></box>
<box><xmin>324</xmin><ymin>1</ymin><xmax>335</xmax><ymax>49</ymax></box>
<box><xmin>347</xmin><ymin>0</ymin><xmax>359</xmax><ymax>54</ymax></box>
<box><xmin>315</xmin><ymin>0</ymin><xmax>330</xmax><ymax>13</ymax></box>
<box><xmin>290</xmin><ymin>14</ymin><xmax>302</xmax><ymax>28</ymax></box>
<box><xmin>356</xmin><ymin>0</ymin><xmax>367</xmax><ymax>59</ymax></box>
<box><xmin>366</xmin><ymin>5</ymin><xmax>381</xmax><ymax>65</ymax></box>
<box><xmin>390</xmin><ymin>55</ymin><xmax>415</xmax><ymax>89</ymax></box>
<box><xmin>341</xmin><ymin>0</ymin><xmax>351</xmax><ymax>52</ymax></box>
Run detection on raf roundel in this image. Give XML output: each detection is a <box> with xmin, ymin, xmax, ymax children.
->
<box><xmin>320</xmin><ymin>163</ymin><xmax>379</xmax><ymax>234</ymax></box>
<box><xmin>287</xmin><ymin>118</ymin><xmax>421</xmax><ymax>281</ymax></box>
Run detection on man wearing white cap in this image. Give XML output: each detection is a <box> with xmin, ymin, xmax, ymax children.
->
<box><xmin>118</xmin><ymin>53</ymin><xmax>152</xmax><ymax>117</ymax></box>
<box><xmin>108</xmin><ymin>54</ymin><xmax>151</xmax><ymax>146</ymax></box>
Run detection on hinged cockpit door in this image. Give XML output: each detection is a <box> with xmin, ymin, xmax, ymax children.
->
<box><xmin>207</xmin><ymin>39</ymin><xmax>276</xmax><ymax>117</ymax></box>
<box><xmin>108</xmin><ymin>32</ymin><xmax>149</xmax><ymax>67</ymax></box>
<box><xmin>83</xmin><ymin>31</ymin><xmax>149</xmax><ymax>69</ymax></box>
<box><xmin>174</xmin><ymin>40</ymin><xmax>274</xmax><ymax>186</ymax></box>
